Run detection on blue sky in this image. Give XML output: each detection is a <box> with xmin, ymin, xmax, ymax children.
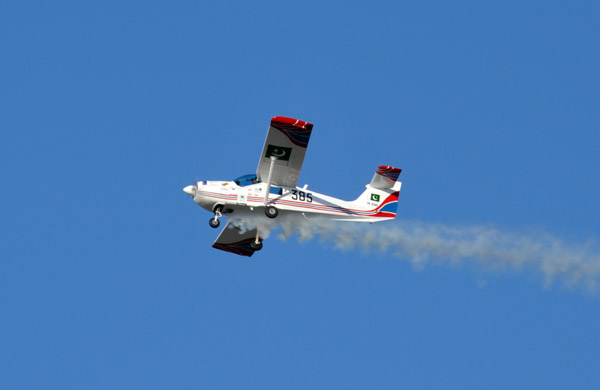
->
<box><xmin>2</xmin><ymin>1</ymin><xmax>599</xmax><ymax>388</ymax></box>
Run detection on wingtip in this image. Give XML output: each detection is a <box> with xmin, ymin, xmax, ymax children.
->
<box><xmin>377</xmin><ymin>165</ymin><xmax>402</xmax><ymax>175</ymax></box>
<box><xmin>271</xmin><ymin>116</ymin><xmax>313</xmax><ymax>130</ymax></box>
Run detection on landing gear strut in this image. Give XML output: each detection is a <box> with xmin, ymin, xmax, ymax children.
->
<box><xmin>209</xmin><ymin>206</ymin><xmax>223</xmax><ymax>228</ymax></box>
<box><xmin>263</xmin><ymin>156</ymin><xmax>279</xmax><ymax>219</ymax></box>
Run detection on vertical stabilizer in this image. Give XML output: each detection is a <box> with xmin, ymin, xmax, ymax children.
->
<box><xmin>350</xmin><ymin>165</ymin><xmax>402</xmax><ymax>219</ymax></box>
<box><xmin>370</xmin><ymin>165</ymin><xmax>402</xmax><ymax>189</ymax></box>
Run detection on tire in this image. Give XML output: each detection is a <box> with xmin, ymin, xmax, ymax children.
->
<box><xmin>265</xmin><ymin>206</ymin><xmax>278</xmax><ymax>219</ymax></box>
<box><xmin>209</xmin><ymin>218</ymin><xmax>220</xmax><ymax>228</ymax></box>
<box><xmin>250</xmin><ymin>241</ymin><xmax>263</xmax><ymax>251</ymax></box>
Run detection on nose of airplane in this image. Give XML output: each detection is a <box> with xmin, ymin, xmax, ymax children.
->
<box><xmin>183</xmin><ymin>185</ymin><xmax>195</xmax><ymax>196</ymax></box>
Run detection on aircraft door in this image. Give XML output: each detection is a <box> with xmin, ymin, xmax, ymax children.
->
<box><xmin>237</xmin><ymin>188</ymin><xmax>248</xmax><ymax>205</ymax></box>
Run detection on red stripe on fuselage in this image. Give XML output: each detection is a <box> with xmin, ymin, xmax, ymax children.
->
<box><xmin>197</xmin><ymin>190</ymin><xmax>398</xmax><ymax>218</ymax></box>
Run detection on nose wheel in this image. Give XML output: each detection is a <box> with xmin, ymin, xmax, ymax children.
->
<box><xmin>209</xmin><ymin>206</ymin><xmax>223</xmax><ymax>228</ymax></box>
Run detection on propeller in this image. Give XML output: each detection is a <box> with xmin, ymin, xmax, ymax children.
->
<box><xmin>183</xmin><ymin>178</ymin><xmax>199</xmax><ymax>196</ymax></box>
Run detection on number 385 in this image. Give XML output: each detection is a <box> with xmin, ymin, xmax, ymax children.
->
<box><xmin>291</xmin><ymin>189</ymin><xmax>313</xmax><ymax>202</ymax></box>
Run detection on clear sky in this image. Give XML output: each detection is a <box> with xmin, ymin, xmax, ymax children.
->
<box><xmin>2</xmin><ymin>1</ymin><xmax>599</xmax><ymax>388</ymax></box>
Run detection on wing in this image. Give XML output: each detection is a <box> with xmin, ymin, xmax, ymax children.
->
<box><xmin>212</xmin><ymin>221</ymin><xmax>261</xmax><ymax>257</ymax></box>
<box><xmin>256</xmin><ymin>116</ymin><xmax>314</xmax><ymax>188</ymax></box>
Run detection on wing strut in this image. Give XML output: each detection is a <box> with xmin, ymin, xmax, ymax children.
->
<box><xmin>263</xmin><ymin>156</ymin><xmax>277</xmax><ymax>206</ymax></box>
<box><xmin>262</xmin><ymin>156</ymin><xmax>279</xmax><ymax>219</ymax></box>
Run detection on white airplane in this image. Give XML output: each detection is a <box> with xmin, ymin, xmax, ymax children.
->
<box><xmin>183</xmin><ymin>116</ymin><xmax>402</xmax><ymax>257</ymax></box>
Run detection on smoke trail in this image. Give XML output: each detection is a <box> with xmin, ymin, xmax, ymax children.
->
<box><xmin>231</xmin><ymin>214</ymin><xmax>600</xmax><ymax>291</ymax></box>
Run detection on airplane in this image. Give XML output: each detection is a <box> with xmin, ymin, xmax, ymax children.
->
<box><xmin>183</xmin><ymin>116</ymin><xmax>402</xmax><ymax>257</ymax></box>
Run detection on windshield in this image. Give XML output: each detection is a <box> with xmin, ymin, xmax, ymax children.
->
<box><xmin>234</xmin><ymin>174</ymin><xmax>258</xmax><ymax>187</ymax></box>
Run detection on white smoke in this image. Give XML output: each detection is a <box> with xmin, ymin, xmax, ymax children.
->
<box><xmin>229</xmin><ymin>214</ymin><xmax>600</xmax><ymax>291</ymax></box>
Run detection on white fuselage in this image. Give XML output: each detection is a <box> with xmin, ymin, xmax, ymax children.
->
<box><xmin>190</xmin><ymin>180</ymin><xmax>393</xmax><ymax>223</ymax></box>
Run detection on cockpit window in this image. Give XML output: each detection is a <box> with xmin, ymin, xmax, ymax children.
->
<box><xmin>234</xmin><ymin>174</ymin><xmax>258</xmax><ymax>187</ymax></box>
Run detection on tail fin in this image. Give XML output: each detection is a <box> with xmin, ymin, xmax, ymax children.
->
<box><xmin>351</xmin><ymin>166</ymin><xmax>402</xmax><ymax>219</ymax></box>
<box><xmin>370</xmin><ymin>165</ymin><xmax>402</xmax><ymax>189</ymax></box>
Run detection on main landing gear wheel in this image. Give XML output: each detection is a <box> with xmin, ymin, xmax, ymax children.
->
<box><xmin>265</xmin><ymin>206</ymin><xmax>278</xmax><ymax>219</ymax></box>
<box><xmin>250</xmin><ymin>241</ymin><xmax>263</xmax><ymax>251</ymax></box>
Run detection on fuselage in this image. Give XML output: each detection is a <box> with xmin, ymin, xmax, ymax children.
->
<box><xmin>185</xmin><ymin>177</ymin><xmax>397</xmax><ymax>223</ymax></box>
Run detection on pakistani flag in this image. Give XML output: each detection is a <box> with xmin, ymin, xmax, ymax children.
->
<box><xmin>370</xmin><ymin>193</ymin><xmax>380</xmax><ymax>202</ymax></box>
<box><xmin>265</xmin><ymin>144</ymin><xmax>292</xmax><ymax>161</ymax></box>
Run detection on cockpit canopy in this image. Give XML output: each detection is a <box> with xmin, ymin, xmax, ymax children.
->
<box><xmin>234</xmin><ymin>174</ymin><xmax>259</xmax><ymax>187</ymax></box>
